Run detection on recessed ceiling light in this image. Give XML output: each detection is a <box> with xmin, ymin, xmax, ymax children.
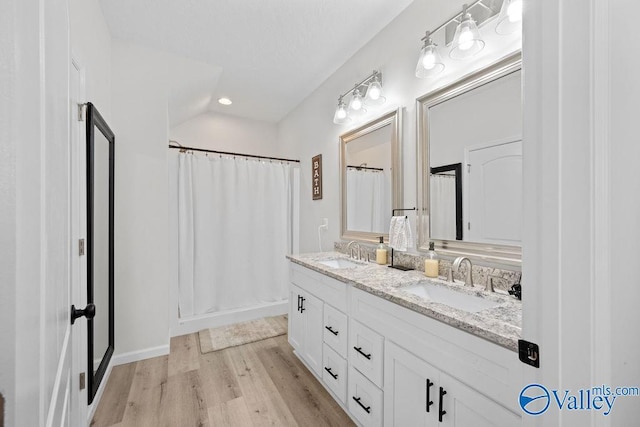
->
<box><xmin>218</xmin><ymin>97</ymin><xmax>232</xmax><ymax>105</ymax></box>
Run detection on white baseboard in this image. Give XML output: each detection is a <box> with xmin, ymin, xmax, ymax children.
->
<box><xmin>111</xmin><ymin>344</ymin><xmax>170</xmax><ymax>366</ymax></box>
<box><xmin>170</xmin><ymin>300</ymin><xmax>288</xmax><ymax>337</ymax></box>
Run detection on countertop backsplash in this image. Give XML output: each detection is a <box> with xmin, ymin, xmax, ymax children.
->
<box><xmin>334</xmin><ymin>241</ymin><xmax>521</xmax><ymax>292</ymax></box>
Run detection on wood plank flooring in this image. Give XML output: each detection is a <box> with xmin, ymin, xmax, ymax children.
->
<box><xmin>91</xmin><ymin>332</ymin><xmax>354</xmax><ymax>427</ymax></box>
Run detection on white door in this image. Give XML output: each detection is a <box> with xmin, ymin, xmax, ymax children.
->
<box><xmin>466</xmin><ymin>140</ymin><xmax>522</xmax><ymax>245</ymax></box>
<box><xmin>438</xmin><ymin>373</ymin><xmax>521</xmax><ymax>427</ymax></box>
<box><xmin>384</xmin><ymin>341</ymin><xmax>437</xmax><ymax>427</ymax></box>
<box><xmin>70</xmin><ymin>59</ymin><xmax>88</xmax><ymax>426</ymax></box>
<box><xmin>301</xmin><ymin>292</ymin><xmax>323</xmax><ymax>376</ymax></box>
<box><xmin>288</xmin><ymin>285</ymin><xmax>304</xmax><ymax>352</ymax></box>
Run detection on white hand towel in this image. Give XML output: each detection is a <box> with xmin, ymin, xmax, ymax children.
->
<box><xmin>388</xmin><ymin>216</ymin><xmax>414</xmax><ymax>251</ymax></box>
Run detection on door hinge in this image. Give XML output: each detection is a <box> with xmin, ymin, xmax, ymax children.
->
<box><xmin>79</xmin><ymin>372</ymin><xmax>86</xmax><ymax>390</ymax></box>
<box><xmin>467</xmin><ymin>163</ymin><xmax>471</xmax><ymax>173</ymax></box>
<box><xmin>79</xmin><ymin>239</ymin><xmax>85</xmax><ymax>256</ymax></box>
<box><xmin>468</xmin><ymin>222</ymin><xmax>471</xmax><ymax>230</ymax></box>
<box><xmin>77</xmin><ymin>103</ymin><xmax>86</xmax><ymax>121</ymax></box>
<box><xmin>518</xmin><ymin>340</ymin><xmax>540</xmax><ymax>368</ymax></box>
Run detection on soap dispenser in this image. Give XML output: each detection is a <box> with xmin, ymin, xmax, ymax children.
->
<box><xmin>376</xmin><ymin>236</ymin><xmax>388</xmax><ymax>265</ymax></box>
<box><xmin>424</xmin><ymin>242</ymin><xmax>439</xmax><ymax>278</ymax></box>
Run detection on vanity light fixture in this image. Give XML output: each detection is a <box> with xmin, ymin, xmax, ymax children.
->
<box><xmin>218</xmin><ymin>97</ymin><xmax>232</xmax><ymax>105</ymax></box>
<box><xmin>365</xmin><ymin>72</ymin><xmax>386</xmax><ymax>106</ymax></box>
<box><xmin>495</xmin><ymin>0</ymin><xmax>523</xmax><ymax>34</ymax></box>
<box><xmin>349</xmin><ymin>88</ymin><xmax>365</xmax><ymax>113</ymax></box>
<box><xmin>415</xmin><ymin>31</ymin><xmax>445</xmax><ymax>78</ymax></box>
<box><xmin>332</xmin><ymin>70</ymin><xmax>385</xmax><ymax>124</ymax></box>
<box><xmin>333</xmin><ymin>96</ymin><xmax>352</xmax><ymax>124</ymax></box>
<box><xmin>415</xmin><ymin>0</ymin><xmax>519</xmax><ymax>79</ymax></box>
<box><xmin>450</xmin><ymin>4</ymin><xmax>485</xmax><ymax>59</ymax></box>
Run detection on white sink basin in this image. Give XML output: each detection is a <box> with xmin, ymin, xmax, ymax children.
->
<box><xmin>401</xmin><ymin>282</ymin><xmax>500</xmax><ymax>313</ymax></box>
<box><xmin>318</xmin><ymin>258</ymin><xmax>363</xmax><ymax>269</ymax></box>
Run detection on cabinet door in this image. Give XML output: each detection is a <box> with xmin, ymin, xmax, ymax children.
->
<box><xmin>301</xmin><ymin>291</ymin><xmax>323</xmax><ymax>376</ymax></box>
<box><xmin>288</xmin><ymin>285</ymin><xmax>304</xmax><ymax>352</ymax></box>
<box><xmin>438</xmin><ymin>373</ymin><xmax>521</xmax><ymax>427</ymax></box>
<box><xmin>385</xmin><ymin>341</ymin><xmax>438</xmax><ymax>427</ymax></box>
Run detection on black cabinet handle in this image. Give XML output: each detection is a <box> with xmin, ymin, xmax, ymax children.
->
<box><xmin>438</xmin><ymin>387</ymin><xmax>447</xmax><ymax>422</ymax></box>
<box><xmin>325</xmin><ymin>325</ymin><xmax>339</xmax><ymax>336</ymax></box>
<box><xmin>300</xmin><ymin>297</ymin><xmax>306</xmax><ymax>313</ymax></box>
<box><xmin>297</xmin><ymin>295</ymin><xmax>301</xmax><ymax>312</ymax></box>
<box><xmin>353</xmin><ymin>346</ymin><xmax>372</xmax><ymax>360</ymax></box>
<box><xmin>352</xmin><ymin>396</ymin><xmax>371</xmax><ymax>414</ymax></box>
<box><xmin>70</xmin><ymin>303</ymin><xmax>95</xmax><ymax>325</ymax></box>
<box><xmin>324</xmin><ymin>367</ymin><xmax>338</xmax><ymax>380</ymax></box>
<box><xmin>426</xmin><ymin>378</ymin><xmax>434</xmax><ymax>412</ymax></box>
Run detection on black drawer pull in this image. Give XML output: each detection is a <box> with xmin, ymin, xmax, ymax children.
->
<box><xmin>426</xmin><ymin>378</ymin><xmax>434</xmax><ymax>412</ymax></box>
<box><xmin>324</xmin><ymin>367</ymin><xmax>338</xmax><ymax>380</ymax></box>
<box><xmin>353</xmin><ymin>346</ymin><xmax>372</xmax><ymax>360</ymax></box>
<box><xmin>325</xmin><ymin>325</ymin><xmax>339</xmax><ymax>336</ymax></box>
<box><xmin>438</xmin><ymin>387</ymin><xmax>447</xmax><ymax>422</ymax></box>
<box><xmin>352</xmin><ymin>396</ymin><xmax>371</xmax><ymax>414</ymax></box>
<box><xmin>300</xmin><ymin>296</ymin><xmax>306</xmax><ymax>313</ymax></box>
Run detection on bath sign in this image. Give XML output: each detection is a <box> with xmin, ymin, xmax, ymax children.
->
<box><xmin>312</xmin><ymin>154</ymin><xmax>323</xmax><ymax>200</ymax></box>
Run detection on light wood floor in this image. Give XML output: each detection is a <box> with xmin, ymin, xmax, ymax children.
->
<box><xmin>91</xmin><ymin>332</ymin><xmax>354</xmax><ymax>427</ymax></box>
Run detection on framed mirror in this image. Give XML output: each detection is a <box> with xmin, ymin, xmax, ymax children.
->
<box><xmin>340</xmin><ymin>109</ymin><xmax>402</xmax><ymax>243</ymax></box>
<box><xmin>86</xmin><ymin>102</ymin><xmax>115</xmax><ymax>404</ymax></box>
<box><xmin>417</xmin><ymin>53</ymin><xmax>522</xmax><ymax>265</ymax></box>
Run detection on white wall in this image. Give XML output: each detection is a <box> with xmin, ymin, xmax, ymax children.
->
<box><xmin>278</xmin><ymin>0</ymin><xmax>521</xmax><ymax>254</ymax></box>
<box><xmin>429</xmin><ymin>69</ymin><xmax>522</xmax><ymax>167</ymax></box>
<box><xmin>111</xmin><ymin>40</ymin><xmax>171</xmax><ymax>358</ymax></box>
<box><xmin>170</xmin><ymin>112</ymin><xmax>281</xmax><ymax>157</ymax></box>
<box><xmin>70</xmin><ymin>0</ymin><xmax>111</xmax><ymax>120</ymax></box>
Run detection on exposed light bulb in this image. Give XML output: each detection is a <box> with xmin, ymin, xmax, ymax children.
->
<box><xmin>333</xmin><ymin>99</ymin><xmax>351</xmax><ymax>124</ymax></box>
<box><xmin>422</xmin><ymin>52</ymin><xmax>436</xmax><ymax>69</ymax></box>
<box><xmin>508</xmin><ymin>0</ymin><xmax>522</xmax><ymax>22</ymax></box>
<box><xmin>349</xmin><ymin>89</ymin><xmax>363</xmax><ymax>111</ymax></box>
<box><xmin>457</xmin><ymin>28</ymin><xmax>474</xmax><ymax>51</ymax></box>
<box><xmin>368</xmin><ymin>85</ymin><xmax>381</xmax><ymax>100</ymax></box>
<box><xmin>496</xmin><ymin>0</ymin><xmax>522</xmax><ymax>34</ymax></box>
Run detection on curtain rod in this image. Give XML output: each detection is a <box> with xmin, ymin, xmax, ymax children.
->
<box><xmin>347</xmin><ymin>165</ymin><xmax>384</xmax><ymax>171</ymax></box>
<box><xmin>168</xmin><ymin>144</ymin><xmax>300</xmax><ymax>164</ymax></box>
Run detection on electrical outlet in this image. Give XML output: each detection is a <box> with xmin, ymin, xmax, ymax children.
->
<box><xmin>322</xmin><ymin>218</ymin><xmax>328</xmax><ymax>228</ymax></box>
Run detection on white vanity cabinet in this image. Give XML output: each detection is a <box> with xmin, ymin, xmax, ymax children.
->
<box><xmin>289</xmin><ymin>260</ymin><xmax>523</xmax><ymax>427</ymax></box>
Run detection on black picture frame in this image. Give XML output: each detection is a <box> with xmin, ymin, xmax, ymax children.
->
<box><xmin>86</xmin><ymin>102</ymin><xmax>115</xmax><ymax>404</ymax></box>
<box><xmin>430</xmin><ymin>162</ymin><xmax>463</xmax><ymax>241</ymax></box>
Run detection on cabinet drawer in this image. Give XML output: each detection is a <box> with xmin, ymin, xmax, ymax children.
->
<box><xmin>348</xmin><ymin>366</ymin><xmax>383</xmax><ymax>427</ymax></box>
<box><xmin>323</xmin><ymin>304</ymin><xmax>348</xmax><ymax>357</ymax></box>
<box><xmin>290</xmin><ymin>263</ymin><xmax>348</xmax><ymax>311</ymax></box>
<box><xmin>349</xmin><ymin>319</ymin><xmax>384</xmax><ymax>388</ymax></box>
<box><xmin>322</xmin><ymin>344</ymin><xmax>347</xmax><ymax>404</ymax></box>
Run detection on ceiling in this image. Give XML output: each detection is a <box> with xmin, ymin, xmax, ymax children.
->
<box><xmin>99</xmin><ymin>0</ymin><xmax>415</xmax><ymax>126</ymax></box>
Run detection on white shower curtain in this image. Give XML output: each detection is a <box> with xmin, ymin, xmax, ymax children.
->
<box><xmin>430</xmin><ymin>174</ymin><xmax>457</xmax><ymax>240</ymax></box>
<box><xmin>346</xmin><ymin>168</ymin><xmax>386</xmax><ymax>233</ymax></box>
<box><xmin>177</xmin><ymin>152</ymin><xmax>292</xmax><ymax>317</ymax></box>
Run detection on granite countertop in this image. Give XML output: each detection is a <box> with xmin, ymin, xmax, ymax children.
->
<box><xmin>287</xmin><ymin>251</ymin><xmax>522</xmax><ymax>352</ymax></box>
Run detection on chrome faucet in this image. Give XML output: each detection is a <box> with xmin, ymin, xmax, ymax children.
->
<box><xmin>346</xmin><ymin>241</ymin><xmax>361</xmax><ymax>260</ymax></box>
<box><xmin>452</xmin><ymin>256</ymin><xmax>473</xmax><ymax>287</ymax></box>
